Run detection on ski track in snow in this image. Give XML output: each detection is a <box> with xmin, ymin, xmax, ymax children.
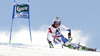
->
<box><xmin>0</xmin><ymin>43</ymin><xmax>100</xmax><ymax>56</ymax></box>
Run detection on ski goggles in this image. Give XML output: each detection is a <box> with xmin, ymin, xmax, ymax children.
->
<box><xmin>54</xmin><ymin>21</ymin><xmax>61</xmax><ymax>25</ymax></box>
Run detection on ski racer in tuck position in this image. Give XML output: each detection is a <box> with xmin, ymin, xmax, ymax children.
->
<box><xmin>47</xmin><ymin>17</ymin><xmax>96</xmax><ymax>51</ymax></box>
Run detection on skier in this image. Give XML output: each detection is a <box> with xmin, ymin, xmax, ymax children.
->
<box><xmin>47</xmin><ymin>17</ymin><xmax>96</xmax><ymax>51</ymax></box>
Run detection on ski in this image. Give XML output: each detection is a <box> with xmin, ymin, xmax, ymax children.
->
<box><xmin>96</xmin><ymin>50</ymin><xmax>100</xmax><ymax>52</ymax></box>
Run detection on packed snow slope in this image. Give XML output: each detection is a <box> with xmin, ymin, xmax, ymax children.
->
<box><xmin>0</xmin><ymin>28</ymin><xmax>100</xmax><ymax>56</ymax></box>
<box><xmin>0</xmin><ymin>43</ymin><xmax>100</xmax><ymax>56</ymax></box>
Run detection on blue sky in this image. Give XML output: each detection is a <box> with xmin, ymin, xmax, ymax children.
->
<box><xmin>0</xmin><ymin>0</ymin><xmax>100</xmax><ymax>49</ymax></box>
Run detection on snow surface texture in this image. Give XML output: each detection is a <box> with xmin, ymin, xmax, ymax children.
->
<box><xmin>0</xmin><ymin>28</ymin><xmax>100</xmax><ymax>56</ymax></box>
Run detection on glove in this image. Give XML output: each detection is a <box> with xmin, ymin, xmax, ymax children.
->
<box><xmin>49</xmin><ymin>42</ymin><xmax>54</xmax><ymax>48</ymax></box>
<box><xmin>68</xmin><ymin>36</ymin><xmax>72</xmax><ymax>41</ymax></box>
<box><xmin>68</xmin><ymin>38</ymin><xmax>72</xmax><ymax>41</ymax></box>
<box><xmin>47</xmin><ymin>38</ymin><xmax>54</xmax><ymax>48</ymax></box>
<box><xmin>67</xmin><ymin>44</ymin><xmax>73</xmax><ymax>49</ymax></box>
<box><xmin>67</xmin><ymin>29</ymin><xmax>72</xmax><ymax>41</ymax></box>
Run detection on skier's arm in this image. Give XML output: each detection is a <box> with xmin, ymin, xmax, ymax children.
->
<box><xmin>61</xmin><ymin>24</ymin><xmax>72</xmax><ymax>41</ymax></box>
<box><xmin>67</xmin><ymin>29</ymin><xmax>72</xmax><ymax>41</ymax></box>
<box><xmin>47</xmin><ymin>28</ymin><xmax>54</xmax><ymax>48</ymax></box>
<box><xmin>47</xmin><ymin>38</ymin><xmax>54</xmax><ymax>48</ymax></box>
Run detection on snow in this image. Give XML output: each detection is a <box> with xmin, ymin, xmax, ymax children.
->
<box><xmin>0</xmin><ymin>43</ymin><xmax>100</xmax><ymax>56</ymax></box>
<box><xmin>0</xmin><ymin>28</ymin><xmax>99</xmax><ymax>56</ymax></box>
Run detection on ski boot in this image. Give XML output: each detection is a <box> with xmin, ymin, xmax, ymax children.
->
<box><xmin>81</xmin><ymin>46</ymin><xmax>87</xmax><ymax>50</ymax></box>
<box><xmin>67</xmin><ymin>44</ymin><xmax>73</xmax><ymax>49</ymax></box>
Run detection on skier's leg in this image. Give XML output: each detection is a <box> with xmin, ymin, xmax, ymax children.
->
<box><xmin>61</xmin><ymin>34</ymin><xmax>69</xmax><ymax>43</ymax></box>
<box><xmin>61</xmin><ymin>34</ymin><xmax>77</xmax><ymax>49</ymax></box>
<box><xmin>70</xmin><ymin>42</ymin><xmax>79</xmax><ymax>49</ymax></box>
<box><xmin>81</xmin><ymin>46</ymin><xmax>87</xmax><ymax>50</ymax></box>
<box><xmin>65</xmin><ymin>41</ymin><xmax>79</xmax><ymax>49</ymax></box>
<box><xmin>55</xmin><ymin>37</ymin><xmax>64</xmax><ymax>45</ymax></box>
<box><xmin>60</xmin><ymin>34</ymin><xmax>70</xmax><ymax>48</ymax></box>
<box><xmin>76</xmin><ymin>44</ymin><xmax>96</xmax><ymax>51</ymax></box>
<box><xmin>80</xmin><ymin>46</ymin><xmax>96</xmax><ymax>51</ymax></box>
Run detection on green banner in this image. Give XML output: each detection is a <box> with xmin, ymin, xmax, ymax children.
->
<box><xmin>16</xmin><ymin>4</ymin><xmax>28</xmax><ymax>13</ymax></box>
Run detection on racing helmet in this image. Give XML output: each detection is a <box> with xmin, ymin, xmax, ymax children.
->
<box><xmin>53</xmin><ymin>17</ymin><xmax>61</xmax><ymax>25</ymax></box>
